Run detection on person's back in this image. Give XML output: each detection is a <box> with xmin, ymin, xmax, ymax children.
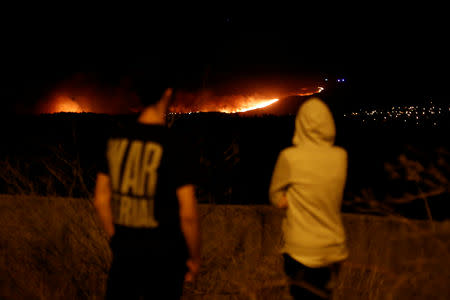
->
<box><xmin>269</xmin><ymin>97</ymin><xmax>348</xmax><ymax>299</ymax></box>
<box><xmin>104</xmin><ymin>121</ymin><xmax>188</xmax><ymax>244</ymax></box>
<box><xmin>94</xmin><ymin>68</ymin><xmax>201</xmax><ymax>299</ymax></box>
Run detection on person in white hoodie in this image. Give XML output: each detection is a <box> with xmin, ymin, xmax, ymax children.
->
<box><xmin>269</xmin><ymin>97</ymin><xmax>348</xmax><ymax>300</ymax></box>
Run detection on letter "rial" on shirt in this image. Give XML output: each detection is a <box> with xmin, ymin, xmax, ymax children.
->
<box><xmin>116</xmin><ymin>195</ymin><xmax>159</xmax><ymax>228</ymax></box>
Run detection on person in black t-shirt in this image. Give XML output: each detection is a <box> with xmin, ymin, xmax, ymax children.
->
<box><xmin>94</xmin><ymin>68</ymin><xmax>201</xmax><ymax>300</ymax></box>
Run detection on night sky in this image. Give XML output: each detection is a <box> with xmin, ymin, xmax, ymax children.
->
<box><xmin>2</xmin><ymin>5</ymin><xmax>449</xmax><ymax>114</ymax></box>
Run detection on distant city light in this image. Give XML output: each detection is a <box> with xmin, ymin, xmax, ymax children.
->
<box><xmin>344</xmin><ymin>102</ymin><xmax>449</xmax><ymax>127</ymax></box>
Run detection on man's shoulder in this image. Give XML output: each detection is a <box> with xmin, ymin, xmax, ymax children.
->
<box><xmin>111</xmin><ymin>123</ymin><xmax>171</xmax><ymax>141</ymax></box>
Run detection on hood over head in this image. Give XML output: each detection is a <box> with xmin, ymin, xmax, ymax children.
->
<box><xmin>292</xmin><ymin>97</ymin><xmax>336</xmax><ymax>146</ymax></box>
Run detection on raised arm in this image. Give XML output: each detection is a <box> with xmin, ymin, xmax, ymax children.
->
<box><xmin>177</xmin><ymin>184</ymin><xmax>201</xmax><ymax>282</ymax></box>
<box><xmin>94</xmin><ymin>173</ymin><xmax>115</xmax><ymax>238</ymax></box>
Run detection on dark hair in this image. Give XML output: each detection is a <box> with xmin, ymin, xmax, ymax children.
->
<box><xmin>126</xmin><ymin>56</ymin><xmax>177</xmax><ymax>106</ymax></box>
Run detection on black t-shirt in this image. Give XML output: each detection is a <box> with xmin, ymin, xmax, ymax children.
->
<box><xmin>99</xmin><ymin>122</ymin><xmax>197</xmax><ymax>252</ymax></box>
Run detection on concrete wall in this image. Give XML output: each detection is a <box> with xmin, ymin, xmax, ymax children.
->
<box><xmin>185</xmin><ymin>205</ymin><xmax>450</xmax><ymax>300</ymax></box>
<box><xmin>1</xmin><ymin>195</ymin><xmax>449</xmax><ymax>299</ymax></box>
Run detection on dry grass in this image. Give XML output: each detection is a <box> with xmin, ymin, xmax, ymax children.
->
<box><xmin>0</xmin><ymin>195</ymin><xmax>110</xmax><ymax>299</ymax></box>
<box><xmin>336</xmin><ymin>214</ymin><xmax>450</xmax><ymax>300</ymax></box>
<box><xmin>185</xmin><ymin>206</ymin><xmax>450</xmax><ymax>300</ymax></box>
<box><xmin>183</xmin><ymin>206</ymin><xmax>289</xmax><ymax>300</ymax></box>
<box><xmin>0</xmin><ymin>197</ymin><xmax>449</xmax><ymax>299</ymax></box>
<box><xmin>0</xmin><ymin>143</ymin><xmax>95</xmax><ymax>198</ymax></box>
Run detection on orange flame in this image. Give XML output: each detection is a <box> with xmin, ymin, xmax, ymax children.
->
<box><xmin>169</xmin><ymin>92</ymin><xmax>282</xmax><ymax>114</ymax></box>
<box><xmin>224</xmin><ymin>98</ymin><xmax>279</xmax><ymax>113</ymax></box>
<box><xmin>296</xmin><ymin>86</ymin><xmax>324</xmax><ymax>96</ymax></box>
<box><xmin>50</xmin><ymin>96</ymin><xmax>86</xmax><ymax>113</ymax></box>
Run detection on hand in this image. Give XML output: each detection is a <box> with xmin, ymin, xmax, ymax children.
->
<box><xmin>106</xmin><ymin>224</ymin><xmax>115</xmax><ymax>239</ymax></box>
<box><xmin>278</xmin><ymin>195</ymin><xmax>288</xmax><ymax>209</ymax></box>
<box><xmin>185</xmin><ymin>258</ymin><xmax>201</xmax><ymax>283</ymax></box>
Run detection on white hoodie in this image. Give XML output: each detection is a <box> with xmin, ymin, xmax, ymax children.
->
<box><xmin>269</xmin><ymin>97</ymin><xmax>348</xmax><ymax>267</ymax></box>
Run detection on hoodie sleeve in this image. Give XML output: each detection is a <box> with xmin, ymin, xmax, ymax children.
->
<box><xmin>269</xmin><ymin>151</ymin><xmax>291</xmax><ymax>207</ymax></box>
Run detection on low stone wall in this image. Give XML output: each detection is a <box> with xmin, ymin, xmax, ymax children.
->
<box><xmin>1</xmin><ymin>196</ymin><xmax>449</xmax><ymax>299</ymax></box>
<box><xmin>187</xmin><ymin>205</ymin><xmax>450</xmax><ymax>300</ymax></box>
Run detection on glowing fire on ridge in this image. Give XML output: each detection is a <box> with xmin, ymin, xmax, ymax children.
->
<box><xmin>40</xmin><ymin>85</ymin><xmax>323</xmax><ymax>114</ymax></box>
<box><xmin>49</xmin><ymin>96</ymin><xmax>85</xmax><ymax>113</ymax></box>
<box><xmin>231</xmin><ymin>98</ymin><xmax>280</xmax><ymax>113</ymax></box>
